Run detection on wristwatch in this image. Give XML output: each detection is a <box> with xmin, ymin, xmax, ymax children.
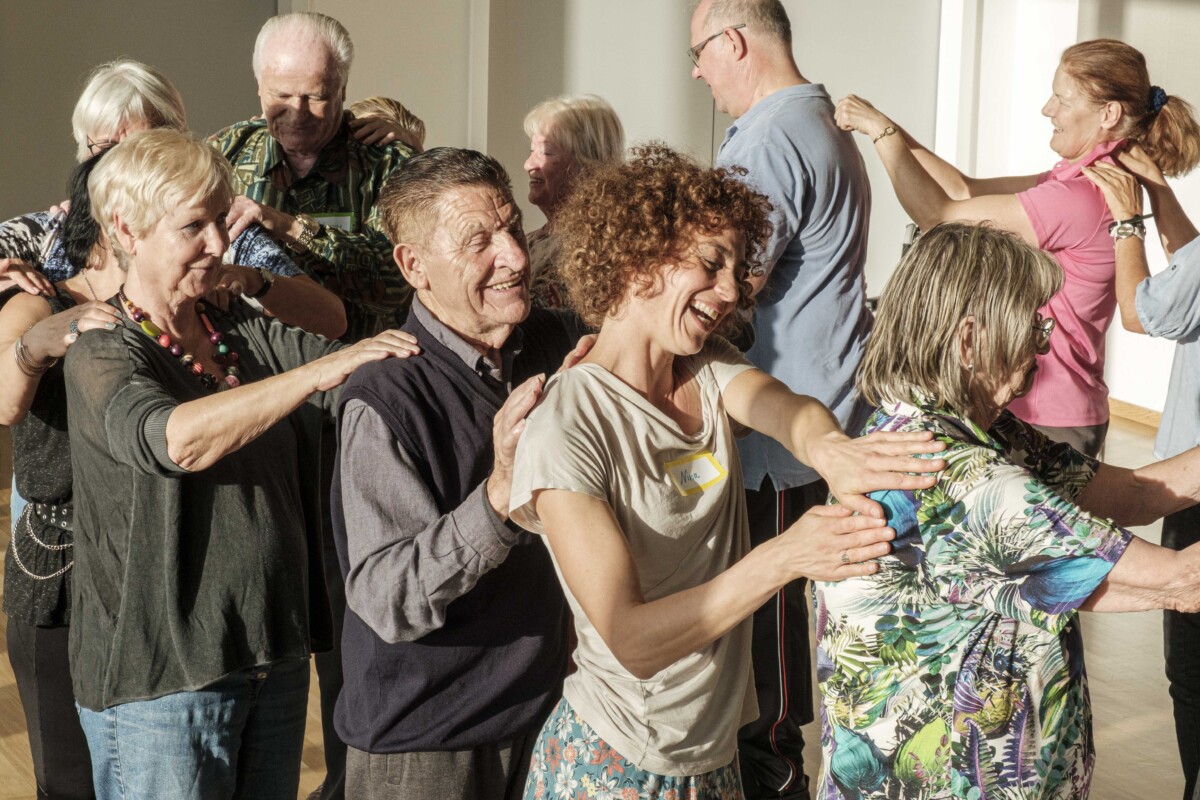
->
<box><xmin>249</xmin><ymin>267</ymin><xmax>275</xmax><ymax>299</ymax></box>
<box><xmin>289</xmin><ymin>213</ymin><xmax>320</xmax><ymax>253</ymax></box>
<box><xmin>1109</xmin><ymin>213</ymin><xmax>1152</xmax><ymax>241</ymax></box>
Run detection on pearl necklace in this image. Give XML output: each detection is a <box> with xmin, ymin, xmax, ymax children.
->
<box><xmin>118</xmin><ymin>288</ymin><xmax>242</xmax><ymax>391</ymax></box>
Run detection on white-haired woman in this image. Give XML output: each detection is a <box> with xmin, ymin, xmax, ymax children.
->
<box><xmin>522</xmin><ymin>94</ymin><xmax>624</xmax><ymax>308</ymax></box>
<box><xmin>816</xmin><ymin>223</ymin><xmax>1200</xmax><ymax>799</ymax></box>
<box><xmin>0</xmin><ymin>59</ymin><xmax>347</xmax><ymax>338</ymax></box>
<box><xmin>64</xmin><ymin>128</ymin><xmax>416</xmax><ymax>799</ymax></box>
<box><xmin>835</xmin><ymin>39</ymin><xmax>1200</xmax><ymax>458</ymax></box>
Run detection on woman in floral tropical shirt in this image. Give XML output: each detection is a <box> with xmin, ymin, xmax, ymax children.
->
<box><xmin>816</xmin><ymin>223</ymin><xmax>1200</xmax><ymax>800</ymax></box>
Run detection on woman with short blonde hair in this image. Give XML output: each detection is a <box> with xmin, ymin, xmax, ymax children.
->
<box><xmin>65</xmin><ymin>128</ymin><xmax>417</xmax><ymax>798</ymax></box>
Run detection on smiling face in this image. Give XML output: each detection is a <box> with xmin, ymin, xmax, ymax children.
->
<box><xmin>257</xmin><ymin>34</ymin><xmax>346</xmax><ymax>160</ymax></box>
<box><xmin>623</xmin><ymin>226</ymin><xmax>746</xmax><ymax>356</ymax></box>
<box><xmin>524</xmin><ymin>129</ymin><xmax>577</xmax><ymax>217</ymax></box>
<box><xmin>1042</xmin><ymin>65</ymin><xmax>1112</xmax><ymax>162</ymax></box>
<box><xmin>124</xmin><ymin>195</ymin><xmax>231</xmax><ymax>303</ymax></box>
<box><xmin>415</xmin><ymin>184</ymin><xmax>531</xmax><ymax>349</ymax></box>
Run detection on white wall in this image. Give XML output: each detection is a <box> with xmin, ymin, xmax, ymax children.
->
<box><xmin>942</xmin><ymin>0</ymin><xmax>1200</xmax><ymax>415</ymax></box>
<box><xmin>307</xmin><ymin>0</ymin><xmax>477</xmax><ymax>149</ymax></box>
<box><xmin>0</xmin><ymin>0</ymin><xmax>274</xmax><ymax>220</ymax></box>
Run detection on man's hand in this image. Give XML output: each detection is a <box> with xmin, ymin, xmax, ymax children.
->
<box><xmin>558</xmin><ymin>334</ymin><xmax>597</xmax><ymax>372</ymax></box>
<box><xmin>0</xmin><ymin>258</ymin><xmax>53</xmax><ymax>296</ymax></box>
<box><xmin>487</xmin><ymin>374</ymin><xmax>546</xmax><ymax>519</ymax></box>
<box><xmin>226</xmin><ymin>196</ymin><xmax>297</xmax><ymax>243</ymax></box>
<box><xmin>809</xmin><ymin>430</ymin><xmax>946</xmax><ymax>518</ymax></box>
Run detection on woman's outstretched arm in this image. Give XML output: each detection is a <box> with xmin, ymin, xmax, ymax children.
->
<box><xmin>835</xmin><ymin>95</ymin><xmax>1038</xmax><ymax>242</ymax></box>
<box><xmin>536</xmin><ymin>489</ymin><xmax>893</xmax><ymax>680</ymax></box>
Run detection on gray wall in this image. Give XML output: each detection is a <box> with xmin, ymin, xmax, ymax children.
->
<box><xmin>0</xmin><ymin>0</ymin><xmax>274</xmax><ymax>220</ymax></box>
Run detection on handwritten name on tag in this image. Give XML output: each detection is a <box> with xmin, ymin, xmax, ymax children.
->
<box><xmin>664</xmin><ymin>451</ymin><xmax>728</xmax><ymax>497</ymax></box>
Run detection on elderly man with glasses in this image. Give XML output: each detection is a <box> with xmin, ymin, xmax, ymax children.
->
<box><xmin>687</xmin><ymin>1</ymin><xmax>873</xmax><ymax>799</ymax></box>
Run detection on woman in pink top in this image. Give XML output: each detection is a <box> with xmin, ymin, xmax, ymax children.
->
<box><xmin>833</xmin><ymin>39</ymin><xmax>1200</xmax><ymax>456</ymax></box>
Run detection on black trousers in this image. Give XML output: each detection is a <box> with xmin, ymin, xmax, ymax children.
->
<box><xmin>6</xmin><ymin>616</ymin><xmax>94</xmax><ymax>799</ymax></box>
<box><xmin>737</xmin><ymin>476</ymin><xmax>826</xmax><ymax>800</ymax></box>
<box><xmin>1163</xmin><ymin>504</ymin><xmax>1200</xmax><ymax>800</ymax></box>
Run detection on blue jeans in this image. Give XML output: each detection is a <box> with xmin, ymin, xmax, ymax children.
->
<box><xmin>78</xmin><ymin>657</ymin><xmax>309</xmax><ymax>800</ymax></box>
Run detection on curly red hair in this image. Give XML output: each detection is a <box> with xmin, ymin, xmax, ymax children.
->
<box><xmin>553</xmin><ymin>142</ymin><xmax>773</xmax><ymax>330</ymax></box>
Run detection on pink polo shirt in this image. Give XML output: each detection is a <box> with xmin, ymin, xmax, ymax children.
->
<box><xmin>1010</xmin><ymin>140</ymin><xmax>1120</xmax><ymax>427</ymax></box>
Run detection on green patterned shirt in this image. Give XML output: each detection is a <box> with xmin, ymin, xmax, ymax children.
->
<box><xmin>816</xmin><ymin>402</ymin><xmax>1132</xmax><ymax>799</ymax></box>
<box><xmin>209</xmin><ymin>114</ymin><xmax>413</xmax><ymax>341</ymax></box>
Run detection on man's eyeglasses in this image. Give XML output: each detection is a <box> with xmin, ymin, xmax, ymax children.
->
<box><xmin>687</xmin><ymin>23</ymin><xmax>746</xmax><ymax>67</ymax></box>
<box><xmin>1033</xmin><ymin>314</ymin><xmax>1055</xmax><ymax>350</ymax></box>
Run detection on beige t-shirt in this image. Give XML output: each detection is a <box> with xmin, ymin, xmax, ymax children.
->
<box><xmin>510</xmin><ymin>336</ymin><xmax>758</xmax><ymax>776</ymax></box>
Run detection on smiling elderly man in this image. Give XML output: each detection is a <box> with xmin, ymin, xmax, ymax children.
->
<box><xmin>330</xmin><ymin>148</ymin><xmax>589</xmax><ymax>800</ymax></box>
<box><xmin>209</xmin><ymin>12</ymin><xmax>412</xmax><ymax>343</ymax></box>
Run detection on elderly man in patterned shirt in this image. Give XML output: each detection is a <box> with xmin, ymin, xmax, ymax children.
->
<box><xmin>209</xmin><ymin>13</ymin><xmax>413</xmax><ymax>800</ymax></box>
<box><xmin>210</xmin><ymin>11</ymin><xmax>413</xmax><ymax>344</ymax></box>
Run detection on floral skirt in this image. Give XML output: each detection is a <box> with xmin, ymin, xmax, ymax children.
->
<box><xmin>522</xmin><ymin>697</ymin><xmax>745</xmax><ymax>800</ymax></box>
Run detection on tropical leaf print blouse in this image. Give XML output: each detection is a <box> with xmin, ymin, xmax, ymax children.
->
<box><xmin>815</xmin><ymin>400</ymin><xmax>1132</xmax><ymax>800</ymax></box>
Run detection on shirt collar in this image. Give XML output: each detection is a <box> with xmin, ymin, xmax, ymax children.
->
<box><xmin>879</xmin><ymin>397</ymin><xmax>1002</xmax><ymax>452</ymax></box>
<box><xmin>411</xmin><ymin>296</ymin><xmax>524</xmax><ymax>383</ymax></box>
<box><xmin>722</xmin><ymin>83</ymin><xmax>829</xmax><ymax>147</ymax></box>
<box><xmin>1048</xmin><ymin>138</ymin><xmax>1124</xmax><ymax>182</ymax></box>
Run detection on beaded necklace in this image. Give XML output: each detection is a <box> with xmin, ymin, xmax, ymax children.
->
<box><xmin>118</xmin><ymin>287</ymin><xmax>243</xmax><ymax>391</ymax></box>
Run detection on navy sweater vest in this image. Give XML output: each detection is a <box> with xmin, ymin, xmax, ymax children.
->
<box><xmin>331</xmin><ymin>308</ymin><xmax>576</xmax><ymax>752</ymax></box>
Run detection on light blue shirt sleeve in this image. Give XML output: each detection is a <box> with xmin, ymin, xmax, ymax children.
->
<box><xmin>1136</xmin><ymin>235</ymin><xmax>1200</xmax><ymax>340</ymax></box>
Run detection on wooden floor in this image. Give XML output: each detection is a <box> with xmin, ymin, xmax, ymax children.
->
<box><xmin>0</xmin><ymin>417</ymin><xmax>1188</xmax><ymax>799</ymax></box>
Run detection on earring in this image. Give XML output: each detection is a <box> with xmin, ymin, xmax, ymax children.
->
<box><xmin>968</xmin><ymin>363</ymin><xmax>974</xmax><ymax>372</ymax></box>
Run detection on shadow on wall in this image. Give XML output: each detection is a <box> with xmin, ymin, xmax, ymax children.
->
<box><xmin>0</xmin><ymin>0</ymin><xmax>273</xmax><ymax>220</ymax></box>
<box><xmin>487</xmin><ymin>0</ymin><xmax>567</xmax><ymax>226</ymax></box>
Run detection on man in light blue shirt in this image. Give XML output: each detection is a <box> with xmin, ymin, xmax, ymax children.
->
<box><xmin>689</xmin><ymin>1</ymin><xmax>872</xmax><ymax>797</ymax></box>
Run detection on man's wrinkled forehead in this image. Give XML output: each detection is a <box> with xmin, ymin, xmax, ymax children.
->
<box><xmin>437</xmin><ymin>184</ymin><xmax>520</xmax><ymax>233</ymax></box>
<box><xmin>259</xmin><ymin>30</ymin><xmax>342</xmax><ymax>85</ymax></box>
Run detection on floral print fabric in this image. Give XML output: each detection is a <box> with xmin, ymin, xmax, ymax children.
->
<box><xmin>523</xmin><ymin>698</ymin><xmax>744</xmax><ymax>800</ymax></box>
<box><xmin>815</xmin><ymin>401</ymin><xmax>1132</xmax><ymax>800</ymax></box>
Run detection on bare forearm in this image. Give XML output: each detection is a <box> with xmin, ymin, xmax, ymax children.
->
<box><xmin>905</xmin><ymin>133</ymin><xmax>971</xmax><ymax>200</ymax></box>
<box><xmin>1077</xmin><ymin>458</ymin><xmax>1200</xmax><ymax>527</ymax></box>
<box><xmin>604</xmin><ymin>543</ymin><xmax>786</xmax><ymax>679</ymax></box>
<box><xmin>0</xmin><ymin>348</ymin><xmax>42</xmax><ymax>424</ymax></box>
<box><xmin>165</xmin><ymin>365</ymin><xmax>316</xmax><ymax>471</ymax></box>
<box><xmin>1081</xmin><ymin>537</ymin><xmax>1200</xmax><ymax>612</ymax></box>
<box><xmin>258</xmin><ymin>275</ymin><xmax>347</xmax><ymax>339</ymax></box>
<box><xmin>1114</xmin><ymin>237</ymin><xmax>1150</xmax><ymax>333</ymax></box>
<box><xmin>875</xmin><ymin>134</ymin><xmax>959</xmax><ymax>230</ymax></box>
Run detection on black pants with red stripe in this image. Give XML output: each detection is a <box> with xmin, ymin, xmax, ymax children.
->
<box><xmin>737</xmin><ymin>476</ymin><xmax>825</xmax><ymax>800</ymax></box>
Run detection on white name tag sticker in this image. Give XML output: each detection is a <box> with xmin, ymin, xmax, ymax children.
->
<box><xmin>313</xmin><ymin>213</ymin><xmax>353</xmax><ymax>232</ymax></box>
<box><xmin>664</xmin><ymin>451</ymin><xmax>728</xmax><ymax>497</ymax></box>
